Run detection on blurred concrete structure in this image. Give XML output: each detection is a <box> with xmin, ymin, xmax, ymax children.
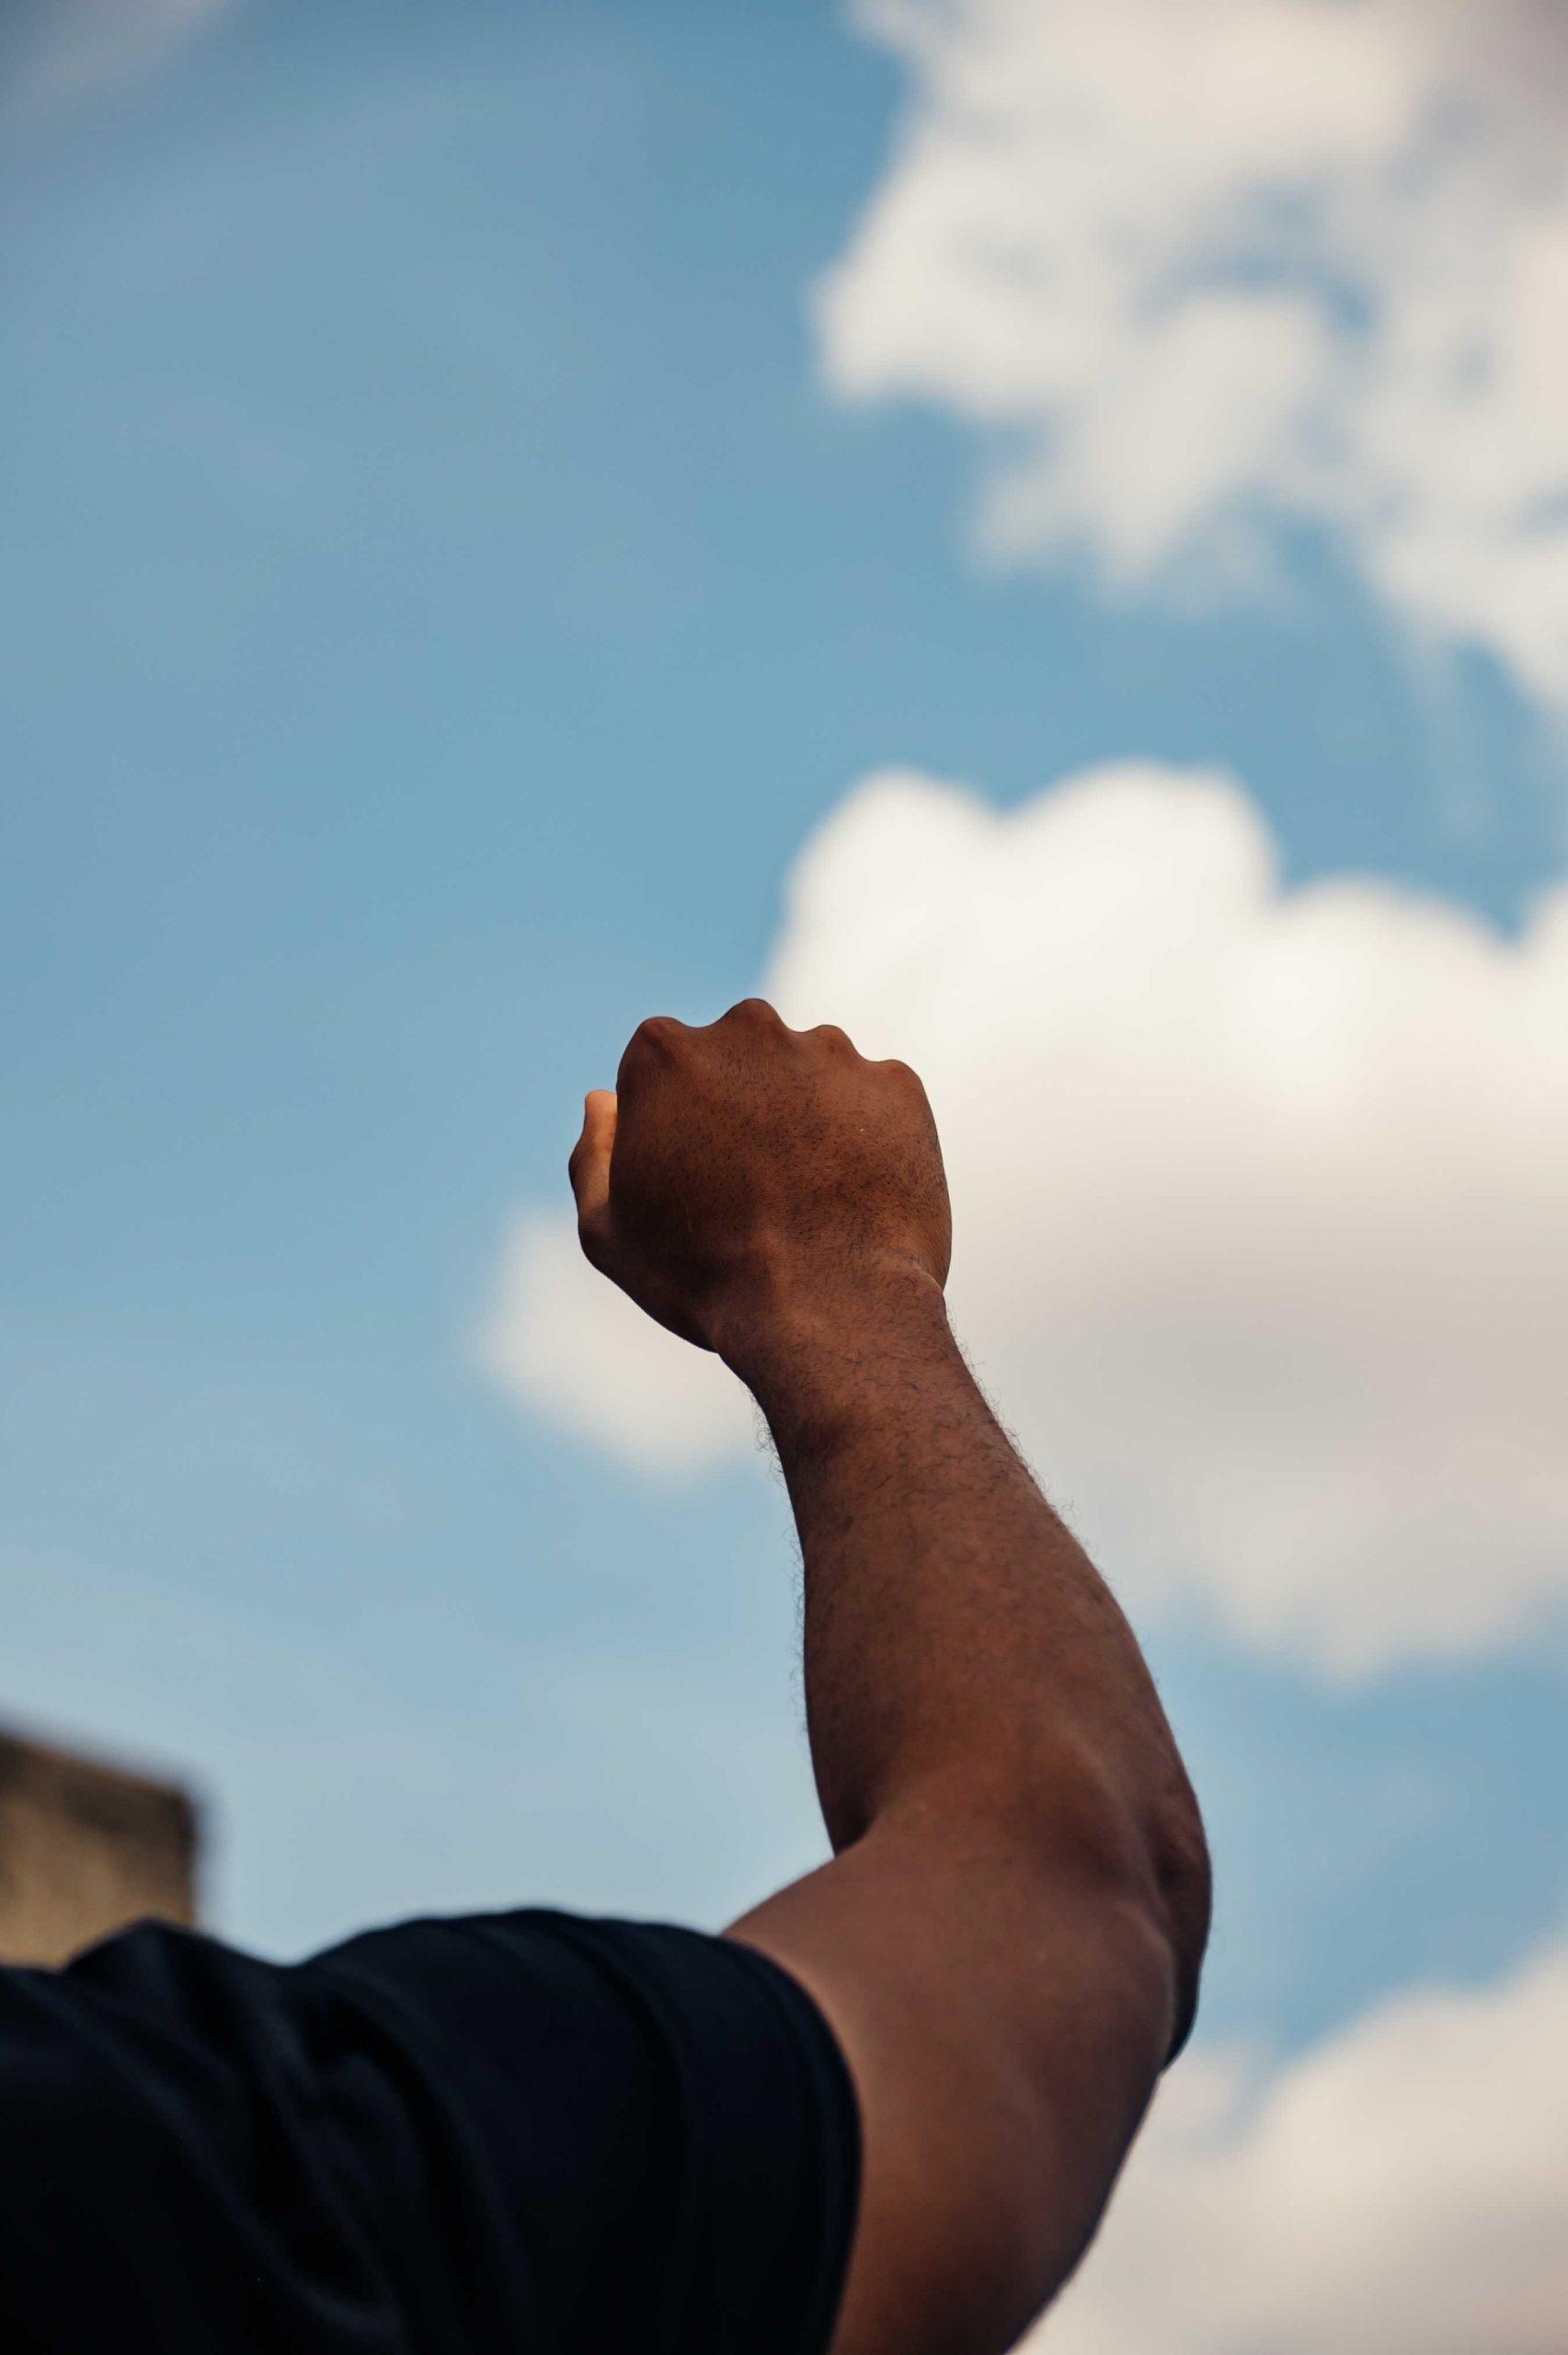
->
<box><xmin>0</xmin><ymin>1727</ymin><xmax>199</xmax><ymax>1967</ymax></box>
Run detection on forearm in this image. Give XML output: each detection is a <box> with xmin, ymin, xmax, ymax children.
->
<box><xmin>725</xmin><ymin>1264</ymin><xmax>1208</xmax><ymax>2031</ymax></box>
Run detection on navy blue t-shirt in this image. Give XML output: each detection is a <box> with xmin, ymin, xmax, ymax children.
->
<box><xmin>0</xmin><ymin>1910</ymin><xmax>861</xmax><ymax>2353</ymax></box>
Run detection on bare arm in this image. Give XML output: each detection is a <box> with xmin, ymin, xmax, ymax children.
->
<box><xmin>570</xmin><ymin>1001</ymin><xmax>1210</xmax><ymax>2355</ymax></box>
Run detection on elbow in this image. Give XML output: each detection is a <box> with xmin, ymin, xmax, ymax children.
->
<box><xmin>879</xmin><ymin>1730</ymin><xmax>1213</xmax><ymax>2062</ymax></box>
<box><xmin>1070</xmin><ymin>1775</ymin><xmax>1211</xmax><ymax>2076</ymax></box>
<box><xmin>1143</xmin><ymin>1775</ymin><xmax>1211</xmax><ymax>2062</ymax></box>
<box><xmin>1075</xmin><ymin>1739</ymin><xmax>1212</xmax><ymax>2064</ymax></box>
<box><xmin>1034</xmin><ymin>1740</ymin><xmax>1212</xmax><ymax>2065</ymax></box>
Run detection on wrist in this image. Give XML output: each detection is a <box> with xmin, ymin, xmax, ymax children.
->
<box><xmin>715</xmin><ymin>1255</ymin><xmax>956</xmax><ymax>1426</ymax></box>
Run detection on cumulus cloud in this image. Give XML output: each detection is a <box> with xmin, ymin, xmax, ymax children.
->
<box><xmin>4</xmin><ymin>0</ymin><xmax>232</xmax><ymax>108</ymax></box>
<box><xmin>485</xmin><ymin>762</ymin><xmax>1568</xmax><ymax>1678</ymax></box>
<box><xmin>818</xmin><ymin>0</ymin><xmax>1568</xmax><ymax>707</ymax></box>
<box><xmin>1030</xmin><ymin>1931</ymin><xmax>1568</xmax><ymax>2353</ymax></box>
<box><xmin>481</xmin><ymin>1211</ymin><xmax>760</xmax><ymax>1482</ymax></box>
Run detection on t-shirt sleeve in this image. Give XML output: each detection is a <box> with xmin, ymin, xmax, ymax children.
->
<box><xmin>0</xmin><ymin>1908</ymin><xmax>861</xmax><ymax>2355</ymax></box>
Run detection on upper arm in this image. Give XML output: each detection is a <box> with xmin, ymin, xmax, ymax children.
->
<box><xmin>727</xmin><ymin>1807</ymin><xmax>1181</xmax><ymax>2355</ymax></box>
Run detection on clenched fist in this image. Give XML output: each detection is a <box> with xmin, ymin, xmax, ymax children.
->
<box><xmin>568</xmin><ymin>999</ymin><xmax>952</xmax><ymax>1364</ymax></box>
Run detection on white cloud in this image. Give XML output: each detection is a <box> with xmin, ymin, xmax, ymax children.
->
<box><xmin>480</xmin><ymin>1212</ymin><xmax>760</xmax><ymax>1482</ymax></box>
<box><xmin>484</xmin><ymin>762</ymin><xmax>1568</xmax><ymax>1678</ymax></box>
<box><xmin>818</xmin><ymin>0</ymin><xmax>1568</xmax><ymax>707</ymax></box>
<box><xmin>6</xmin><ymin>0</ymin><xmax>232</xmax><ymax>108</ymax></box>
<box><xmin>1029</xmin><ymin>1932</ymin><xmax>1568</xmax><ymax>2354</ymax></box>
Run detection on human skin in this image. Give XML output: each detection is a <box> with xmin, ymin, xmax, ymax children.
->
<box><xmin>570</xmin><ymin>1000</ymin><xmax>1210</xmax><ymax>2355</ymax></box>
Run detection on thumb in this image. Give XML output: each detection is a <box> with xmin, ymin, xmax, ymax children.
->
<box><xmin>568</xmin><ymin>1089</ymin><xmax>617</xmax><ymax>1256</ymax></box>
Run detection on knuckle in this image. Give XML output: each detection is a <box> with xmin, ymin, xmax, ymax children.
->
<box><xmin>881</xmin><ymin>1054</ymin><xmax>933</xmax><ymax>1107</ymax></box>
<box><xmin>625</xmin><ymin>1013</ymin><xmax>682</xmax><ymax>1063</ymax></box>
<box><xmin>810</xmin><ymin>1021</ymin><xmax>855</xmax><ymax>1053</ymax></box>
<box><xmin>723</xmin><ymin>996</ymin><xmax>781</xmax><ymax>1027</ymax></box>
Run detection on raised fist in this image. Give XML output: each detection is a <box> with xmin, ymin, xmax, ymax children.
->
<box><xmin>569</xmin><ymin>998</ymin><xmax>951</xmax><ymax>1361</ymax></box>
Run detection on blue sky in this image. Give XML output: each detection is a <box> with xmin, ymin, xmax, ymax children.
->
<box><xmin>4</xmin><ymin>6</ymin><xmax>1566</xmax><ymax>2302</ymax></box>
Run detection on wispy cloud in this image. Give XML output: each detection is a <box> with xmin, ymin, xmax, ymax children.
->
<box><xmin>6</xmin><ymin>0</ymin><xmax>234</xmax><ymax>109</ymax></box>
<box><xmin>486</xmin><ymin>762</ymin><xmax>1568</xmax><ymax>1678</ymax></box>
<box><xmin>818</xmin><ymin>0</ymin><xmax>1568</xmax><ymax>710</ymax></box>
<box><xmin>1036</xmin><ymin>1931</ymin><xmax>1568</xmax><ymax>2352</ymax></box>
